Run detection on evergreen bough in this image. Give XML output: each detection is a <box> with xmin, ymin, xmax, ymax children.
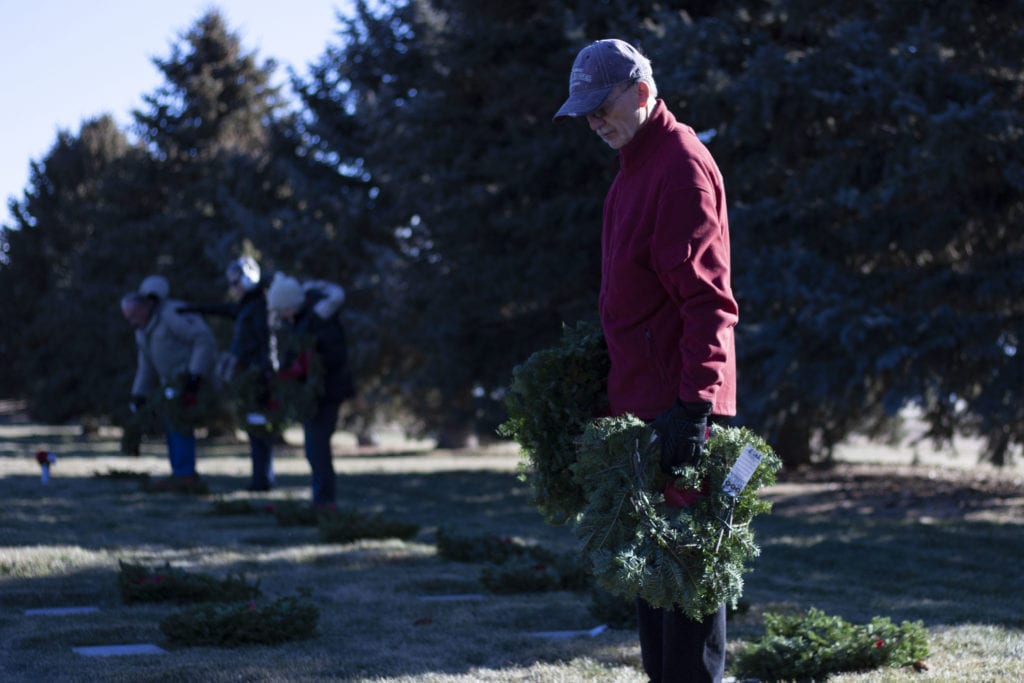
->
<box><xmin>500</xmin><ymin>321</ymin><xmax>781</xmax><ymax>619</ymax></box>
<box><xmin>118</xmin><ymin>560</ymin><xmax>260</xmax><ymax>604</ymax></box>
<box><xmin>498</xmin><ymin>320</ymin><xmax>609</xmax><ymax>524</ymax></box>
<box><xmin>435</xmin><ymin>529</ymin><xmax>535</xmax><ymax>564</ymax></box>
<box><xmin>318</xmin><ymin>509</ymin><xmax>419</xmax><ymax>543</ymax></box>
<box><xmin>734</xmin><ymin>607</ymin><xmax>930</xmax><ymax>681</ymax></box>
<box><xmin>574</xmin><ymin>418</ymin><xmax>780</xmax><ymax>619</ymax></box>
<box><xmin>160</xmin><ymin>596</ymin><xmax>319</xmax><ymax>647</ymax></box>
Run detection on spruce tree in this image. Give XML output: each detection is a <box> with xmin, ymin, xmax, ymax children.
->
<box><xmin>129</xmin><ymin>9</ymin><xmax>289</xmax><ymax>301</ymax></box>
<box><xmin>297</xmin><ymin>0</ymin><xmax>611</xmax><ymax>444</ymax></box>
<box><xmin>639</xmin><ymin>0</ymin><xmax>1024</xmax><ymax>464</ymax></box>
<box><xmin>0</xmin><ymin>117</ymin><xmax>144</xmax><ymax>423</ymax></box>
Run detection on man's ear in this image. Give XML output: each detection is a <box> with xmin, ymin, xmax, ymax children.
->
<box><xmin>637</xmin><ymin>80</ymin><xmax>651</xmax><ymax>107</ymax></box>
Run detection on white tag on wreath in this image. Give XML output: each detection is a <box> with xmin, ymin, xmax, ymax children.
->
<box><xmin>723</xmin><ymin>445</ymin><xmax>763</xmax><ymax>498</ymax></box>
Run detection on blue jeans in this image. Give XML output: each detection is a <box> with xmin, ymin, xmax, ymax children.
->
<box><xmin>248</xmin><ymin>432</ymin><xmax>274</xmax><ymax>487</ymax></box>
<box><xmin>303</xmin><ymin>402</ymin><xmax>340</xmax><ymax>505</ymax></box>
<box><xmin>164</xmin><ymin>424</ymin><xmax>197</xmax><ymax>477</ymax></box>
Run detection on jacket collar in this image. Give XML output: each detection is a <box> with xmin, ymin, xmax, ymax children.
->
<box><xmin>618</xmin><ymin>99</ymin><xmax>674</xmax><ymax>171</ymax></box>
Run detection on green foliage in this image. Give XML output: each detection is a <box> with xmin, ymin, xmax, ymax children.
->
<box><xmin>208</xmin><ymin>498</ymin><xmax>261</xmax><ymax>516</ymax></box>
<box><xmin>573</xmin><ymin>420</ymin><xmax>781</xmax><ymax>620</ymax></box>
<box><xmin>641</xmin><ymin>1</ymin><xmax>1024</xmax><ymax>464</ymax></box>
<box><xmin>480</xmin><ymin>556</ymin><xmax>565</xmax><ymax>594</ymax></box>
<box><xmin>3</xmin><ymin>0</ymin><xmax>1023</xmax><ymax>469</ymax></box>
<box><xmin>160</xmin><ymin>596</ymin><xmax>319</xmax><ymax>647</ymax></box>
<box><xmin>435</xmin><ymin>528</ymin><xmax>588</xmax><ymax>594</ymax></box>
<box><xmin>497</xmin><ymin>320</ymin><xmax>609</xmax><ymax>524</ymax></box>
<box><xmin>270</xmin><ymin>501</ymin><xmax>321</xmax><ymax>527</ymax></box>
<box><xmin>227</xmin><ymin>345</ymin><xmax>324</xmax><ymax>435</ymax></box>
<box><xmin>118</xmin><ymin>560</ymin><xmax>260</xmax><ymax>604</ymax></box>
<box><xmin>119</xmin><ymin>401</ymin><xmax>159</xmax><ymax>455</ymax></box>
<box><xmin>92</xmin><ymin>469</ymin><xmax>151</xmax><ymax>482</ymax></box>
<box><xmin>318</xmin><ymin>509</ymin><xmax>420</xmax><ymax>543</ymax></box>
<box><xmin>435</xmin><ymin>529</ymin><xmax>536</xmax><ymax>564</ymax></box>
<box><xmin>157</xmin><ymin>374</ymin><xmax>229</xmax><ymax>433</ymax></box>
<box><xmin>734</xmin><ymin>607</ymin><xmax>930</xmax><ymax>682</ymax></box>
<box><xmin>297</xmin><ymin>0</ymin><xmax>608</xmax><ymax>441</ymax></box>
<box><xmin>268</xmin><ymin>334</ymin><xmax>326</xmax><ymax>423</ymax></box>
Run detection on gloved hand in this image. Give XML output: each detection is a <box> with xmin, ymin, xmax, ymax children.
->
<box><xmin>650</xmin><ymin>399</ymin><xmax>712</xmax><ymax>473</ymax></box>
<box><xmin>129</xmin><ymin>395</ymin><xmax>146</xmax><ymax>414</ymax></box>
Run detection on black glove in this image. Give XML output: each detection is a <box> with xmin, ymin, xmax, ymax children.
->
<box><xmin>651</xmin><ymin>399</ymin><xmax>712</xmax><ymax>473</ymax></box>
<box><xmin>129</xmin><ymin>394</ymin><xmax>146</xmax><ymax>414</ymax></box>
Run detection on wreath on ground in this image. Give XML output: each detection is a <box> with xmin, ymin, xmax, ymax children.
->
<box><xmin>160</xmin><ymin>596</ymin><xmax>319</xmax><ymax>647</ymax></box>
<box><xmin>500</xmin><ymin>320</ymin><xmax>781</xmax><ymax>619</ymax></box>
<box><xmin>118</xmin><ymin>560</ymin><xmax>260</xmax><ymax>604</ymax></box>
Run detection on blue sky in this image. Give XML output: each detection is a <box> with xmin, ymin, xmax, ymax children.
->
<box><xmin>0</xmin><ymin>1</ymin><xmax>351</xmax><ymax>226</ymax></box>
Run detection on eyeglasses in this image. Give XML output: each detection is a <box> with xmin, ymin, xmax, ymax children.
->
<box><xmin>588</xmin><ymin>79</ymin><xmax>638</xmax><ymax>119</ymax></box>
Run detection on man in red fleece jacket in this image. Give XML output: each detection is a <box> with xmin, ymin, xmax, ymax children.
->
<box><xmin>554</xmin><ymin>39</ymin><xmax>739</xmax><ymax>683</ymax></box>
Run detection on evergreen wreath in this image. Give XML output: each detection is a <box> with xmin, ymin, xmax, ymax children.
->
<box><xmin>435</xmin><ymin>529</ymin><xmax>540</xmax><ymax>564</ymax></box>
<box><xmin>158</xmin><ymin>373</ymin><xmax>227</xmax><ymax>433</ymax></box>
<box><xmin>272</xmin><ymin>335</ymin><xmax>327</xmax><ymax>423</ymax></box>
<box><xmin>160</xmin><ymin>596</ymin><xmax>319</xmax><ymax>647</ymax></box>
<box><xmin>734</xmin><ymin>607</ymin><xmax>930</xmax><ymax>681</ymax></box>
<box><xmin>226</xmin><ymin>367</ymin><xmax>290</xmax><ymax>436</ymax></box>
<box><xmin>498</xmin><ymin>320</ymin><xmax>609</xmax><ymax>524</ymax></box>
<box><xmin>479</xmin><ymin>551</ymin><xmax>590</xmax><ymax>594</ymax></box>
<box><xmin>209</xmin><ymin>498</ymin><xmax>263</xmax><ymax>516</ymax></box>
<box><xmin>120</xmin><ymin>397</ymin><xmax>160</xmax><ymax>455</ymax></box>
<box><xmin>435</xmin><ymin>530</ymin><xmax>590</xmax><ymax>593</ymax></box>
<box><xmin>118</xmin><ymin>560</ymin><xmax>260</xmax><ymax>605</ymax></box>
<box><xmin>318</xmin><ymin>509</ymin><xmax>420</xmax><ymax>543</ymax></box>
<box><xmin>500</xmin><ymin>320</ymin><xmax>781</xmax><ymax>620</ymax></box>
<box><xmin>573</xmin><ymin>417</ymin><xmax>780</xmax><ymax>619</ymax></box>
<box><xmin>271</xmin><ymin>500</ymin><xmax>322</xmax><ymax>527</ymax></box>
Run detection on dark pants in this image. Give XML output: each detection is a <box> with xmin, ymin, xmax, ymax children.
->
<box><xmin>303</xmin><ymin>401</ymin><xmax>340</xmax><ymax>505</ymax></box>
<box><xmin>248</xmin><ymin>431</ymin><xmax>274</xmax><ymax>488</ymax></box>
<box><xmin>637</xmin><ymin>600</ymin><xmax>726</xmax><ymax>683</ymax></box>
<box><xmin>637</xmin><ymin>414</ymin><xmax>730</xmax><ymax>681</ymax></box>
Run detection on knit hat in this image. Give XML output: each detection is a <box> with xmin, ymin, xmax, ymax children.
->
<box><xmin>266</xmin><ymin>273</ymin><xmax>305</xmax><ymax>312</ymax></box>
<box><xmin>138</xmin><ymin>275</ymin><xmax>170</xmax><ymax>300</ymax></box>
<box><xmin>553</xmin><ymin>39</ymin><xmax>652</xmax><ymax>121</ymax></box>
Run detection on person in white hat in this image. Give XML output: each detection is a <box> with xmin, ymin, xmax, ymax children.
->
<box><xmin>267</xmin><ymin>272</ymin><xmax>356</xmax><ymax>509</ymax></box>
<box><xmin>121</xmin><ymin>275</ymin><xmax>216</xmax><ymax>490</ymax></box>
<box><xmin>555</xmin><ymin>39</ymin><xmax>739</xmax><ymax>683</ymax></box>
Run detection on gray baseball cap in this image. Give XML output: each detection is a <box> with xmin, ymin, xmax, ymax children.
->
<box><xmin>553</xmin><ymin>39</ymin><xmax>652</xmax><ymax>122</ymax></box>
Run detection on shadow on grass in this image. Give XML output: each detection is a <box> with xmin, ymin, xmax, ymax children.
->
<box><xmin>0</xmin><ymin>465</ymin><xmax>633</xmax><ymax>680</ymax></box>
<box><xmin>745</xmin><ymin>513</ymin><xmax>1024</xmax><ymax>629</ymax></box>
<box><xmin>2</xmin><ymin>451</ymin><xmax>1023</xmax><ymax>680</ymax></box>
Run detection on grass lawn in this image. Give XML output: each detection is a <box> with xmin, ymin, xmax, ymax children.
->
<box><xmin>1</xmin><ymin>410</ymin><xmax>1022</xmax><ymax>682</ymax></box>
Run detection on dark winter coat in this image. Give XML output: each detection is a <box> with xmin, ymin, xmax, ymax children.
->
<box><xmin>279</xmin><ymin>290</ymin><xmax>356</xmax><ymax>405</ymax></box>
<box><xmin>181</xmin><ymin>290</ymin><xmax>272</xmax><ymax>372</ymax></box>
